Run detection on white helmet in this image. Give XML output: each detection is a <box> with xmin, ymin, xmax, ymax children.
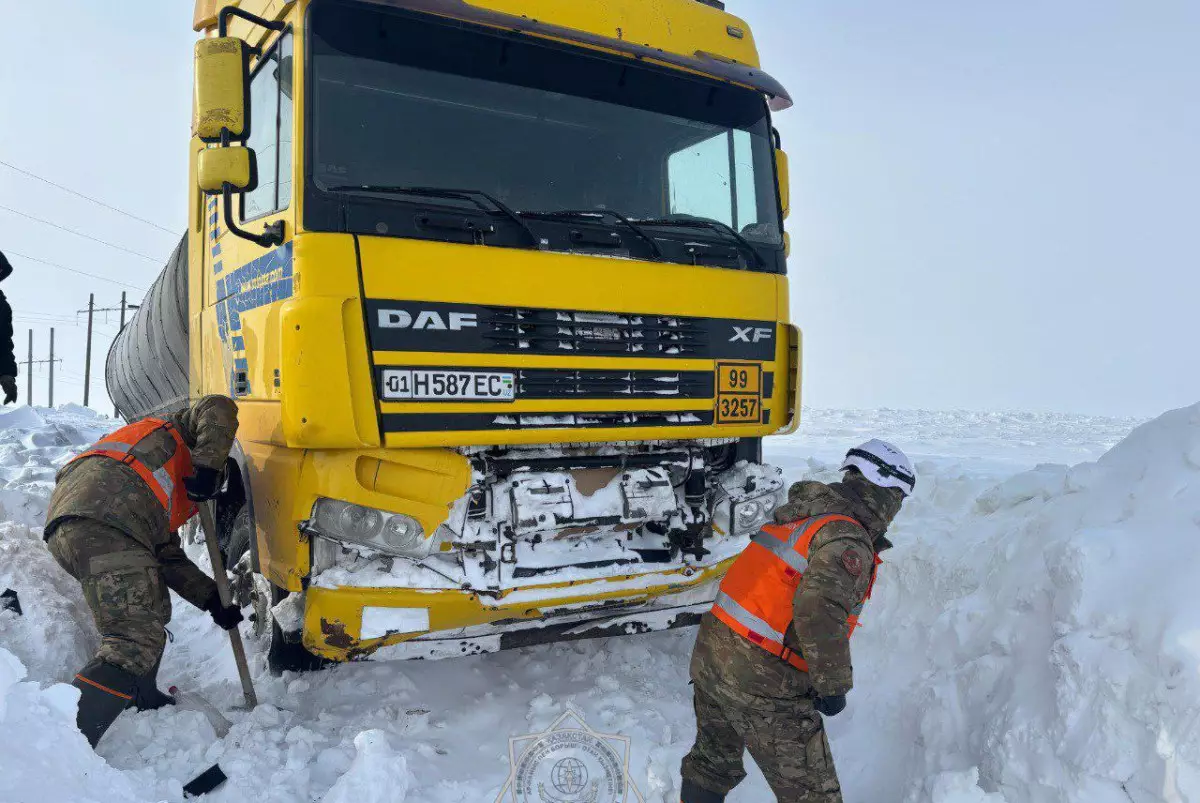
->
<box><xmin>841</xmin><ymin>439</ymin><xmax>916</xmax><ymax>496</ymax></box>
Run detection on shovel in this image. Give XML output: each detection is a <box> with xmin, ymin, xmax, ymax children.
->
<box><xmin>198</xmin><ymin>500</ymin><xmax>258</xmax><ymax>710</ymax></box>
<box><xmin>181</xmin><ymin>502</ymin><xmax>258</xmax><ymax>798</ymax></box>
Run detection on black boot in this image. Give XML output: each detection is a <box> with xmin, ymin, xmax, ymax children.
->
<box><xmin>680</xmin><ymin>778</ymin><xmax>727</xmax><ymax>803</ymax></box>
<box><xmin>131</xmin><ymin>656</ymin><xmax>175</xmax><ymax>712</ymax></box>
<box><xmin>72</xmin><ymin>659</ymin><xmax>138</xmax><ymax>748</ymax></box>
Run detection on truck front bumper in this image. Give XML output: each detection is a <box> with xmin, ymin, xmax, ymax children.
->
<box><xmin>301</xmin><ymin>559</ymin><xmax>731</xmax><ymax>661</ymax></box>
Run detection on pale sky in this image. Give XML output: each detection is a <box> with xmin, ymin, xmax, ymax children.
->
<box><xmin>1</xmin><ymin>1</ymin><xmax>1195</xmax><ymax>418</ymax></box>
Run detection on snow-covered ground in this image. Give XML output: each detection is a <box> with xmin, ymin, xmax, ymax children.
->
<box><xmin>5</xmin><ymin>403</ymin><xmax>1198</xmax><ymax>803</ymax></box>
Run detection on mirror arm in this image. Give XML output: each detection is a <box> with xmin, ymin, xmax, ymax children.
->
<box><xmin>222</xmin><ymin>184</ymin><xmax>285</xmax><ymax>248</ymax></box>
<box><xmin>218</xmin><ymin>6</ymin><xmax>286</xmax><ymax>37</ymax></box>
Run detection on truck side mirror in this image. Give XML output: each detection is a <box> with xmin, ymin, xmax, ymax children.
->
<box><xmin>193</xmin><ymin>37</ymin><xmax>250</xmax><ymax>141</ymax></box>
<box><xmin>775</xmin><ymin>147</ymin><xmax>790</xmax><ymax>221</ymax></box>
<box><xmin>197</xmin><ymin>146</ymin><xmax>257</xmax><ymax>194</ymax></box>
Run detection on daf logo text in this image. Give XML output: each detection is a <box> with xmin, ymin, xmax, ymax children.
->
<box><xmin>378</xmin><ymin>309</ymin><xmax>478</xmax><ymax>331</ymax></box>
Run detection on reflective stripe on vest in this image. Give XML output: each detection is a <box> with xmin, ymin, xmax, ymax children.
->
<box><xmin>71</xmin><ymin>418</ymin><xmax>197</xmax><ymax>531</ymax></box>
<box><xmin>711</xmin><ymin>513</ymin><xmax>874</xmax><ymax>673</ymax></box>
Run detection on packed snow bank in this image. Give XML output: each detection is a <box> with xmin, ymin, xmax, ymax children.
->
<box><xmin>0</xmin><ymin>406</ymin><xmax>118</xmax><ymax>681</ymax></box>
<box><xmin>321</xmin><ymin>730</ymin><xmax>413</xmax><ymax>803</ymax></box>
<box><xmin>835</xmin><ymin>402</ymin><xmax>1200</xmax><ymax>802</ymax></box>
<box><xmin>0</xmin><ymin>647</ymin><xmax>155</xmax><ymax>803</ymax></box>
<box><xmin>5</xmin><ymin>403</ymin><xmax>1192</xmax><ymax>803</ymax></box>
<box><xmin>0</xmin><ymin>404</ymin><xmax>116</xmax><ymax>526</ymax></box>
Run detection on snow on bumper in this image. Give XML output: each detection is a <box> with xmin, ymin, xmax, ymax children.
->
<box><xmin>302</xmin><ymin>562</ymin><xmax>731</xmax><ymax>662</ymax></box>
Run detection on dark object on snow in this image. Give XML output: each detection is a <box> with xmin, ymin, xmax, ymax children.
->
<box><xmin>680</xmin><ymin>777</ymin><xmax>727</xmax><ymax>802</ymax></box>
<box><xmin>0</xmin><ymin>588</ymin><xmax>20</xmax><ymax>616</ymax></box>
<box><xmin>0</xmin><ymin>252</ymin><xmax>17</xmax><ymax>402</ymax></box>
<box><xmin>183</xmin><ymin>764</ymin><xmax>228</xmax><ymax>798</ymax></box>
<box><xmin>813</xmin><ymin>693</ymin><xmax>847</xmax><ymax>717</ymax></box>
<box><xmin>72</xmin><ymin>658</ymin><xmax>138</xmax><ymax>747</ymax></box>
<box><xmin>132</xmin><ymin>655</ymin><xmax>175</xmax><ymax>711</ymax></box>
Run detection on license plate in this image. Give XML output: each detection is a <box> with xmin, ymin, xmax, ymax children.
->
<box><xmin>381</xmin><ymin>369</ymin><xmax>515</xmax><ymax>401</ymax></box>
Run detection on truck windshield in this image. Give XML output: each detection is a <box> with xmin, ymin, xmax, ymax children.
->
<box><xmin>308</xmin><ymin>2</ymin><xmax>783</xmax><ymax>263</ymax></box>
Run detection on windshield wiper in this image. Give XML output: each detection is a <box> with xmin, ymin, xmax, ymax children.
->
<box><xmin>518</xmin><ymin>209</ymin><xmax>664</xmax><ymax>260</ymax></box>
<box><xmin>324</xmin><ymin>184</ymin><xmax>539</xmax><ymax>247</ymax></box>
<box><xmin>633</xmin><ymin>215</ymin><xmax>766</xmax><ymax>270</ymax></box>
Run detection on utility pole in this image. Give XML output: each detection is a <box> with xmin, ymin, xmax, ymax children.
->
<box><xmin>111</xmin><ymin>292</ymin><xmax>139</xmax><ymax>417</ymax></box>
<box><xmin>49</xmin><ymin>328</ymin><xmax>55</xmax><ymax>408</ymax></box>
<box><xmin>78</xmin><ymin>293</ymin><xmax>139</xmax><ymax>411</ymax></box>
<box><xmin>22</xmin><ymin>330</ymin><xmax>62</xmax><ymax>407</ymax></box>
<box><xmin>82</xmin><ymin>293</ymin><xmax>94</xmax><ymax>406</ymax></box>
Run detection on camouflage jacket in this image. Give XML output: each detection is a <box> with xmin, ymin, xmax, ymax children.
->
<box><xmin>690</xmin><ymin>473</ymin><xmax>904</xmax><ymax>701</ymax></box>
<box><xmin>45</xmin><ymin>395</ymin><xmax>239</xmax><ymax>550</ymax></box>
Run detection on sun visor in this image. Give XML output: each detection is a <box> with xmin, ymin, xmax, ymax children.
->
<box><xmin>355</xmin><ymin>0</ymin><xmax>794</xmax><ymax>111</ymax></box>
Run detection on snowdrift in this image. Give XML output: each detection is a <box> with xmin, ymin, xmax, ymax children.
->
<box><xmin>0</xmin><ymin>647</ymin><xmax>156</xmax><ymax>803</ymax></box>
<box><xmin>1</xmin><ymin>403</ymin><xmax>1194</xmax><ymax>803</ymax></box>
<box><xmin>837</xmin><ymin>403</ymin><xmax>1200</xmax><ymax>802</ymax></box>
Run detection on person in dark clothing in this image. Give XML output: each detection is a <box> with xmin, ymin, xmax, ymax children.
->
<box><xmin>0</xmin><ymin>252</ymin><xmax>17</xmax><ymax>404</ymax></box>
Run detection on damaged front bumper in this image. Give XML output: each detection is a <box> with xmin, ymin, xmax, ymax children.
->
<box><xmin>303</xmin><ymin>564</ymin><xmax>730</xmax><ymax>661</ymax></box>
<box><xmin>297</xmin><ymin>444</ymin><xmax>784</xmax><ymax>661</ymax></box>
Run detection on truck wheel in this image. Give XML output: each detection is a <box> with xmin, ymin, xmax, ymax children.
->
<box><xmin>223</xmin><ymin>506</ymin><xmax>326</xmax><ymax>675</ymax></box>
<box><xmin>223</xmin><ymin>506</ymin><xmax>254</xmax><ymax>569</ymax></box>
<box><xmin>255</xmin><ymin>581</ymin><xmax>327</xmax><ymax>676</ymax></box>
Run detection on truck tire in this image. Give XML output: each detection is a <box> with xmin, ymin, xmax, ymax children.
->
<box><xmin>224</xmin><ymin>505</ymin><xmax>327</xmax><ymax>675</ymax></box>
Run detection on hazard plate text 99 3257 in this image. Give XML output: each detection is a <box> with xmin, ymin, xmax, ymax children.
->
<box><xmin>715</xmin><ymin>362</ymin><xmax>763</xmax><ymax>424</ymax></box>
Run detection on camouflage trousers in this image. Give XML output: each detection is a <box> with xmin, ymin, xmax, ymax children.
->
<box><xmin>47</xmin><ymin>518</ymin><xmax>171</xmax><ymax>675</ymax></box>
<box><xmin>681</xmin><ymin>681</ymin><xmax>842</xmax><ymax>803</ymax></box>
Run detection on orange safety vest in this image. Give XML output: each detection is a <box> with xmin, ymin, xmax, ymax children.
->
<box><xmin>71</xmin><ymin>418</ymin><xmax>197</xmax><ymax>531</ymax></box>
<box><xmin>711</xmin><ymin>513</ymin><xmax>881</xmax><ymax>672</ymax></box>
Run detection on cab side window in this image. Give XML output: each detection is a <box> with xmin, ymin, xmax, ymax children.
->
<box><xmin>242</xmin><ymin>33</ymin><xmax>293</xmax><ymax>221</ymax></box>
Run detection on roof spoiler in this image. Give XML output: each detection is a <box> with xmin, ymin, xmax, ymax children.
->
<box><xmin>357</xmin><ymin>0</ymin><xmax>794</xmax><ymax>111</ymax></box>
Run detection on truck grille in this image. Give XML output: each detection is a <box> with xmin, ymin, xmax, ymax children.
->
<box><xmin>483</xmin><ymin>308</ymin><xmax>708</xmax><ymax>357</ymax></box>
<box><xmin>517</xmin><ymin>369</ymin><xmax>713</xmax><ymax>400</ymax></box>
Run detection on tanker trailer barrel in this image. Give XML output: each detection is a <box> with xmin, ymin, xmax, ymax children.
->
<box><xmin>105</xmin><ymin>235</ymin><xmax>191</xmax><ymax>421</ymax></box>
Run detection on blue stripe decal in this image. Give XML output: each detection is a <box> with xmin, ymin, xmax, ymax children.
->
<box><xmin>217</xmin><ymin>241</ymin><xmax>296</xmax><ymax>396</ymax></box>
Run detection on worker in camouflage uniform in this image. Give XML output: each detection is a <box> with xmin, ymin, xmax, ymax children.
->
<box><xmin>44</xmin><ymin>395</ymin><xmax>244</xmax><ymax>747</ymax></box>
<box><xmin>680</xmin><ymin>439</ymin><xmax>917</xmax><ymax>803</ymax></box>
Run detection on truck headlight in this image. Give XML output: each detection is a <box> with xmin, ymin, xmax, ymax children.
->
<box><xmin>311</xmin><ymin>498</ymin><xmax>430</xmax><ymax>559</ymax></box>
<box><xmin>731</xmin><ymin>489</ymin><xmax>789</xmax><ymax>536</ymax></box>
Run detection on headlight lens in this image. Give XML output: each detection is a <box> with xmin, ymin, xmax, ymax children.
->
<box><xmin>311</xmin><ymin>498</ymin><xmax>430</xmax><ymax>558</ymax></box>
<box><xmin>732</xmin><ymin>493</ymin><xmax>782</xmax><ymax>536</ymax></box>
<box><xmin>734</xmin><ymin>500</ymin><xmax>763</xmax><ymax>529</ymax></box>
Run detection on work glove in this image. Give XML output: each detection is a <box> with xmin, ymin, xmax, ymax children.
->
<box><xmin>183</xmin><ymin>466</ymin><xmax>222</xmax><ymax>501</ymax></box>
<box><xmin>0</xmin><ymin>375</ymin><xmax>16</xmax><ymax>405</ymax></box>
<box><xmin>813</xmin><ymin>694</ymin><xmax>847</xmax><ymax>717</ymax></box>
<box><xmin>205</xmin><ymin>592</ymin><xmax>244</xmax><ymax>631</ymax></box>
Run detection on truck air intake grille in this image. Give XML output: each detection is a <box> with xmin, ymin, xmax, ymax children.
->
<box><xmin>483</xmin><ymin>309</ymin><xmax>708</xmax><ymax>357</ymax></box>
<box><xmin>382</xmin><ymin>410</ymin><xmax>720</xmax><ymax>432</ymax></box>
<box><xmin>517</xmin><ymin>369</ymin><xmax>714</xmax><ymax>400</ymax></box>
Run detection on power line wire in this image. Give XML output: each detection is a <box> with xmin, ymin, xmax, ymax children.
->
<box><xmin>4</xmin><ymin>250</ymin><xmax>148</xmax><ymax>290</ymax></box>
<box><xmin>0</xmin><ymin>160</ymin><xmax>178</xmax><ymax>236</ymax></box>
<box><xmin>0</xmin><ymin>204</ymin><xmax>163</xmax><ymax>264</ymax></box>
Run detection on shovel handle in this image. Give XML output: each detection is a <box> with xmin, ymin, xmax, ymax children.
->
<box><xmin>198</xmin><ymin>501</ymin><xmax>258</xmax><ymax>710</ymax></box>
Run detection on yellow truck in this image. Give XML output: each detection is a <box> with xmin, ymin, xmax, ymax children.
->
<box><xmin>107</xmin><ymin>0</ymin><xmax>798</xmax><ymax>672</ymax></box>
